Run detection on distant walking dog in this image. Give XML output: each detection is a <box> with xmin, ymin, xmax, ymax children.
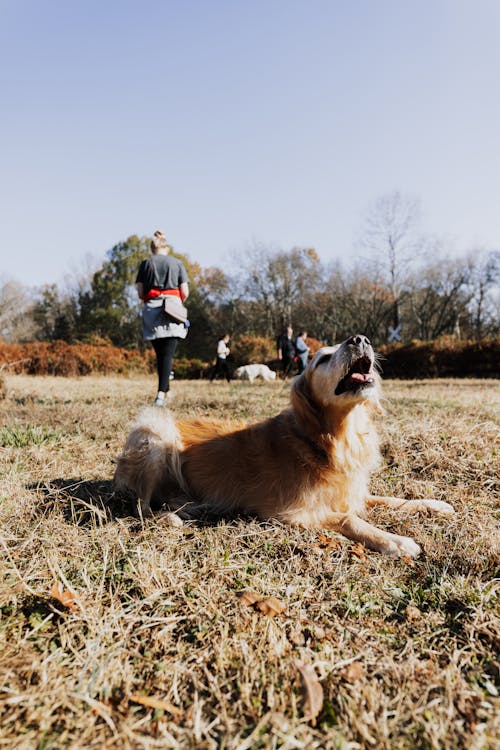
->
<box><xmin>233</xmin><ymin>364</ymin><xmax>277</xmax><ymax>383</ymax></box>
<box><xmin>114</xmin><ymin>335</ymin><xmax>454</xmax><ymax>557</ymax></box>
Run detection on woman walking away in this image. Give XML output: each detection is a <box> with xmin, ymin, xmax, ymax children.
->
<box><xmin>136</xmin><ymin>230</ymin><xmax>189</xmax><ymax>406</ymax></box>
<box><xmin>210</xmin><ymin>334</ymin><xmax>231</xmax><ymax>382</ymax></box>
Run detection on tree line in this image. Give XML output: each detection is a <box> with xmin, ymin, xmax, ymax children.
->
<box><xmin>1</xmin><ymin>193</ymin><xmax>498</xmax><ymax>361</ymax></box>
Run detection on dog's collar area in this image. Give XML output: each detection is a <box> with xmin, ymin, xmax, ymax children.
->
<box><xmin>290</xmin><ymin>426</ymin><xmax>329</xmax><ymax>463</ymax></box>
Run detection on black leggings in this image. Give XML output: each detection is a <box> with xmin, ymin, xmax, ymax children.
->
<box><xmin>210</xmin><ymin>356</ymin><xmax>231</xmax><ymax>382</ymax></box>
<box><xmin>151</xmin><ymin>338</ymin><xmax>178</xmax><ymax>392</ymax></box>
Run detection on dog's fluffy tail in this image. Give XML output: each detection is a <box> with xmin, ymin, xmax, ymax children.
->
<box><xmin>131</xmin><ymin>406</ymin><xmax>182</xmax><ymax>448</ymax></box>
<box><xmin>113</xmin><ymin>407</ymin><xmax>187</xmax><ymax>503</ymax></box>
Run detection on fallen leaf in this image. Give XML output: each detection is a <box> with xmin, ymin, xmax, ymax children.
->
<box><xmin>405</xmin><ymin>604</ymin><xmax>422</xmax><ymax>622</ymax></box>
<box><xmin>238</xmin><ymin>591</ymin><xmax>286</xmax><ymax>616</ymax></box>
<box><xmin>255</xmin><ymin>596</ymin><xmax>287</xmax><ymax>617</ymax></box>
<box><xmin>238</xmin><ymin>590</ymin><xmax>262</xmax><ymax>607</ymax></box>
<box><xmin>315</xmin><ymin>532</ymin><xmax>341</xmax><ymax>551</ymax></box>
<box><xmin>350</xmin><ymin>543</ymin><xmax>367</xmax><ymax>560</ymax></box>
<box><xmin>130</xmin><ymin>694</ymin><xmax>182</xmax><ymax>716</ymax></box>
<box><xmin>342</xmin><ymin>661</ymin><xmax>365</xmax><ymax>683</ymax></box>
<box><xmin>50</xmin><ymin>580</ymin><xmax>77</xmax><ymax>610</ymax></box>
<box><xmin>295</xmin><ymin>661</ymin><xmax>324</xmax><ymax>725</ymax></box>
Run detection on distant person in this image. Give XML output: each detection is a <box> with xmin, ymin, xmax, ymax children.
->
<box><xmin>136</xmin><ymin>230</ymin><xmax>189</xmax><ymax>406</ymax></box>
<box><xmin>295</xmin><ymin>331</ymin><xmax>310</xmax><ymax>374</ymax></box>
<box><xmin>210</xmin><ymin>334</ymin><xmax>231</xmax><ymax>382</ymax></box>
<box><xmin>277</xmin><ymin>325</ymin><xmax>295</xmax><ymax>378</ymax></box>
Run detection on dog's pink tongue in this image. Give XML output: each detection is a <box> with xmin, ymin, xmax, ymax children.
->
<box><xmin>350</xmin><ymin>372</ymin><xmax>373</xmax><ymax>383</ymax></box>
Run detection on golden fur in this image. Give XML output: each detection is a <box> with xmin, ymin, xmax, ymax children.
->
<box><xmin>114</xmin><ymin>335</ymin><xmax>454</xmax><ymax>557</ymax></box>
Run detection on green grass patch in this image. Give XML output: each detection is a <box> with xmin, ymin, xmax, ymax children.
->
<box><xmin>0</xmin><ymin>422</ymin><xmax>63</xmax><ymax>447</ymax></box>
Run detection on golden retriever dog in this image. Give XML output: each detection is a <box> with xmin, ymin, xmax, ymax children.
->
<box><xmin>114</xmin><ymin>334</ymin><xmax>454</xmax><ymax>557</ymax></box>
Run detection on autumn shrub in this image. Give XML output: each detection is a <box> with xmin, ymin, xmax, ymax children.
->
<box><xmin>0</xmin><ymin>344</ymin><xmax>28</xmax><ymax>374</ymax></box>
<box><xmin>77</xmin><ymin>334</ymin><xmax>116</xmax><ymax>347</ymax></box>
<box><xmin>305</xmin><ymin>337</ymin><xmax>324</xmax><ymax>356</ymax></box>
<box><xmin>0</xmin><ymin>337</ymin><xmax>497</xmax><ymax>378</ymax></box>
<box><xmin>173</xmin><ymin>358</ymin><xmax>211</xmax><ymax>379</ymax></box>
<box><xmin>0</xmin><ymin>341</ymin><xmax>155</xmax><ymax>376</ymax></box>
<box><xmin>230</xmin><ymin>335</ymin><xmax>277</xmax><ymax>366</ymax></box>
<box><xmin>379</xmin><ymin>338</ymin><xmax>499</xmax><ymax>379</ymax></box>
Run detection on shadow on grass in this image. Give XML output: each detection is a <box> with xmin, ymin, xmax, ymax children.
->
<box><xmin>28</xmin><ymin>478</ymin><xmax>232</xmax><ymax>529</ymax></box>
<box><xmin>28</xmin><ymin>477</ymin><xmax>137</xmax><ymax>526</ymax></box>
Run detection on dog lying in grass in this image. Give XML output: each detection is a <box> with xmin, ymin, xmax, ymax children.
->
<box><xmin>233</xmin><ymin>363</ymin><xmax>277</xmax><ymax>383</ymax></box>
<box><xmin>114</xmin><ymin>335</ymin><xmax>454</xmax><ymax>557</ymax></box>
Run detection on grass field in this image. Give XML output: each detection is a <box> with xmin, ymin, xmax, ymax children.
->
<box><xmin>0</xmin><ymin>374</ymin><xmax>499</xmax><ymax>749</ymax></box>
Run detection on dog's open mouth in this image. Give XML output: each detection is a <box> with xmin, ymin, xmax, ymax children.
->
<box><xmin>335</xmin><ymin>355</ymin><xmax>375</xmax><ymax>395</ymax></box>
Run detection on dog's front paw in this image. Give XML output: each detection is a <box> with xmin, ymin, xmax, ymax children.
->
<box><xmin>385</xmin><ymin>534</ymin><xmax>421</xmax><ymax>559</ymax></box>
<box><xmin>421</xmin><ymin>499</ymin><xmax>455</xmax><ymax>515</ymax></box>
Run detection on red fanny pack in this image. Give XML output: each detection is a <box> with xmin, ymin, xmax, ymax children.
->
<box><xmin>144</xmin><ymin>288</ymin><xmax>181</xmax><ymax>302</ymax></box>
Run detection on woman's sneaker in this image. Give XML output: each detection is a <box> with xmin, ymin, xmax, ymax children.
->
<box><xmin>153</xmin><ymin>392</ymin><xmax>173</xmax><ymax>407</ymax></box>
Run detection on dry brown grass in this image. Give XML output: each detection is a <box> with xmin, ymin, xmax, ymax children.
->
<box><xmin>0</xmin><ymin>375</ymin><xmax>499</xmax><ymax>749</ymax></box>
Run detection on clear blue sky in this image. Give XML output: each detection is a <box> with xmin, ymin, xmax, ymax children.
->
<box><xmin>1</xmin><ymin>0</ymin><xmax>499</xmax><ymax>287</ymax></box>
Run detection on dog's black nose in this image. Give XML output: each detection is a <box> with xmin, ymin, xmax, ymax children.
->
<box><xmin>347</xmin><ymin>335</ymin><xmax>371</xmax><ymax>348</ymax></box>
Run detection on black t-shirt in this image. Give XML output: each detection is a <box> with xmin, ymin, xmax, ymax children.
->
<box><xmin>136</xmin><ymin>255</ymin><xmax>189</xmax><ymax>296</ymax></box>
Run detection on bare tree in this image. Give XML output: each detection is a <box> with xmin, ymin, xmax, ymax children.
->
<box><xmin>405</xmin><ymin>255</ymin><xmax>474</xmax><ymax>340</ymax></box>
<box><xmin>232</xmin><ymin>243</ymin><xmax>322</xmax><ymax>336</ymax></box>
<box><xmin>465</xmin><ymin>249</ymin><xmax>499</xmax><ymax>338</ymax></box>
<box><xmin>0</xmin><ymin>277</ymin><xmax>37</xmax><ymax>342</ymax></box>
<box><xmin>358</xmin><ymin>191</ymin><xmax>423</xmax><ymax>338</ymax></box>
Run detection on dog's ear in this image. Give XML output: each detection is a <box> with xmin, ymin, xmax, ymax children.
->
<box><xmin>291</xmin><ymin>373</ymin><xmax>323</xmax><ymax>433</ymax></box>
